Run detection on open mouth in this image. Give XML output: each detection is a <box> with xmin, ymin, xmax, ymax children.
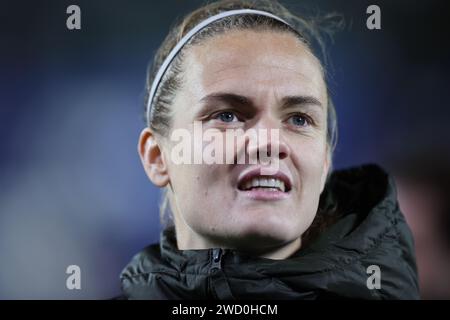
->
<box><xmin>238</xmin><ymin>176</ymin><xmax>290</xmax><ymax>192</ymax></box>
<box><xmin>237</xmin><ymin>169</ymin><xmax>292</xmax><ymax>194</ymax></box>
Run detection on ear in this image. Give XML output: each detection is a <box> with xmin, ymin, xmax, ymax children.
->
<box><xmin>138</xmin><ymin>128</ymin><xmax>170</xmax><ymax>187</ymax></box>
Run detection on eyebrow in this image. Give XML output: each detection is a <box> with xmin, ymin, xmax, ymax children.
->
<box><xmin>199</xmin><ymin>92</ymin><xmax>323</xmax><ymax>110</ymax></box>
<box><xmin>281</xmin><ymin>95</ymin><xmax>323</xmax><ymax>110</ymax></box>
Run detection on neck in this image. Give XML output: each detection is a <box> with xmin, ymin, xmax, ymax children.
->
<box><xmin>174</xmin><ymin>219</ymin><xmax>302</xmax><ymax>260</ymax></box>
<box><xmin>257</xmin><ymin>237</ymin><xmax>302</xmax><ymax>260</ymax></box>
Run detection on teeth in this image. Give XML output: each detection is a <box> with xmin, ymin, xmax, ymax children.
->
<box><xmin>242</xmin><ymin>177</ymin><xmax>286</xmax><ymax>192</ymax></box>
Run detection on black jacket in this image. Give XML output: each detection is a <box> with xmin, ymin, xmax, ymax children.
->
<box><xmin>120</xmin><ymin>164</ymin><xmax>420</xmax><ymax>299</ymax></box>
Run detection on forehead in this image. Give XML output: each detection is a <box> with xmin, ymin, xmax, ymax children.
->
<box><xmin>180</xmin><ymin>30</ymin><xmax>327</xmax><ymax>104</ymax></box>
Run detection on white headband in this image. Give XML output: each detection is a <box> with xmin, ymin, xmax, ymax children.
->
<box><xmin>146</xmin><ymin>9</ymin><xmax>293</xmax><ymax>126</ymax></box>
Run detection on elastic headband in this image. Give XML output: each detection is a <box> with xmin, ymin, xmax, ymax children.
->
<box><xmin>146</xmin><ymin>9</ymin><xmax>293</xmax><ymax>126</ymax></box>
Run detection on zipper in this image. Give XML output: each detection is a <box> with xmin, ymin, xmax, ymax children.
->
<box><xmin>210</xmin><ymin>248</ymin><xmax>223</xmax><ymax>273</ymax></box>
<box><xmin>208</xmin><ymin>248</ymin><xmax>223</xmax><ymax>299</ymax></box>
<box><xmin>208</xmin><ymin>248</ymin><xmax>234</xmax><ymax>299</ymax></box>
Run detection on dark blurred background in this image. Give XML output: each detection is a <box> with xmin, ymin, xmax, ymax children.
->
<box><xmin>0</xmin><ymin>0</ymin><xmax>449</xmax><ymax>299</ymax></box>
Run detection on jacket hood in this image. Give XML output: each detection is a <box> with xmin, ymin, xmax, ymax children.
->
<box><xmin>120</xmin><ymin>164</ymin><xmax>420</xmax><ymax>299</ymax></box>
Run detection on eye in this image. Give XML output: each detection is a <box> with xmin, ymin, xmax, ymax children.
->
<box><xmin>215</xmin><ymin>111</ymin><xmax>239</xmax><ymax>123</ymax></box>
<box><xmin>287</xmin><ymin>114</ymin><xmax>310</xmax><ymax>127</ymax></box>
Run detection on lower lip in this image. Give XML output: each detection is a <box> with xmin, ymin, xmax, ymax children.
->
<box><xmin>238</xmin><ymin>188</ymin><xmax>290</xmax><ymax>201</ymax></box>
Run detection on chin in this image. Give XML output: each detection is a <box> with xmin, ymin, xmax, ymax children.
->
<box><xmin>227</xmin><ymin>218</ymin><xmax>299</xmax><ymax>249</ymax></box>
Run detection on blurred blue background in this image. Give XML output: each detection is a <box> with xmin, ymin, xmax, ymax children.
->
<box><xmin>1</xmin><ymin>0</ymin><xmax>449</xmax><ymax>299</ymax></box>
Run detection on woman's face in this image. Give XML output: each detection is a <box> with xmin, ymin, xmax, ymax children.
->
<box><xmin>161</xmin><ymin>30</ymin><xmax>330</xmax><ymax>251</ymax></box>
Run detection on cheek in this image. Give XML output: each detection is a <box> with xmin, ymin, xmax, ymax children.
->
<box><xmin>289</xmin><ymin>140</ymin><xmax>328</xmax><ymax>230</ymax></box>
<box><xmin>168</xmin><ymin>162</ymin><xmax>228</xmax><ymax>221</ymax></box>
<box><xmin>292</xmin><ymin>138</ymin><xmax>328</xmax><ymax>191</ymax></box>
<box><xmin>266</xmin><ymin>137</ymin><xmax>328</xmax><ymax>238</ymax></box>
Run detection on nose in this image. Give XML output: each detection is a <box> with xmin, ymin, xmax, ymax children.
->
<box><xmin>245</xmin><ymin>116</ymin><xmax>290</xmax><ymax>164</ymax></box>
